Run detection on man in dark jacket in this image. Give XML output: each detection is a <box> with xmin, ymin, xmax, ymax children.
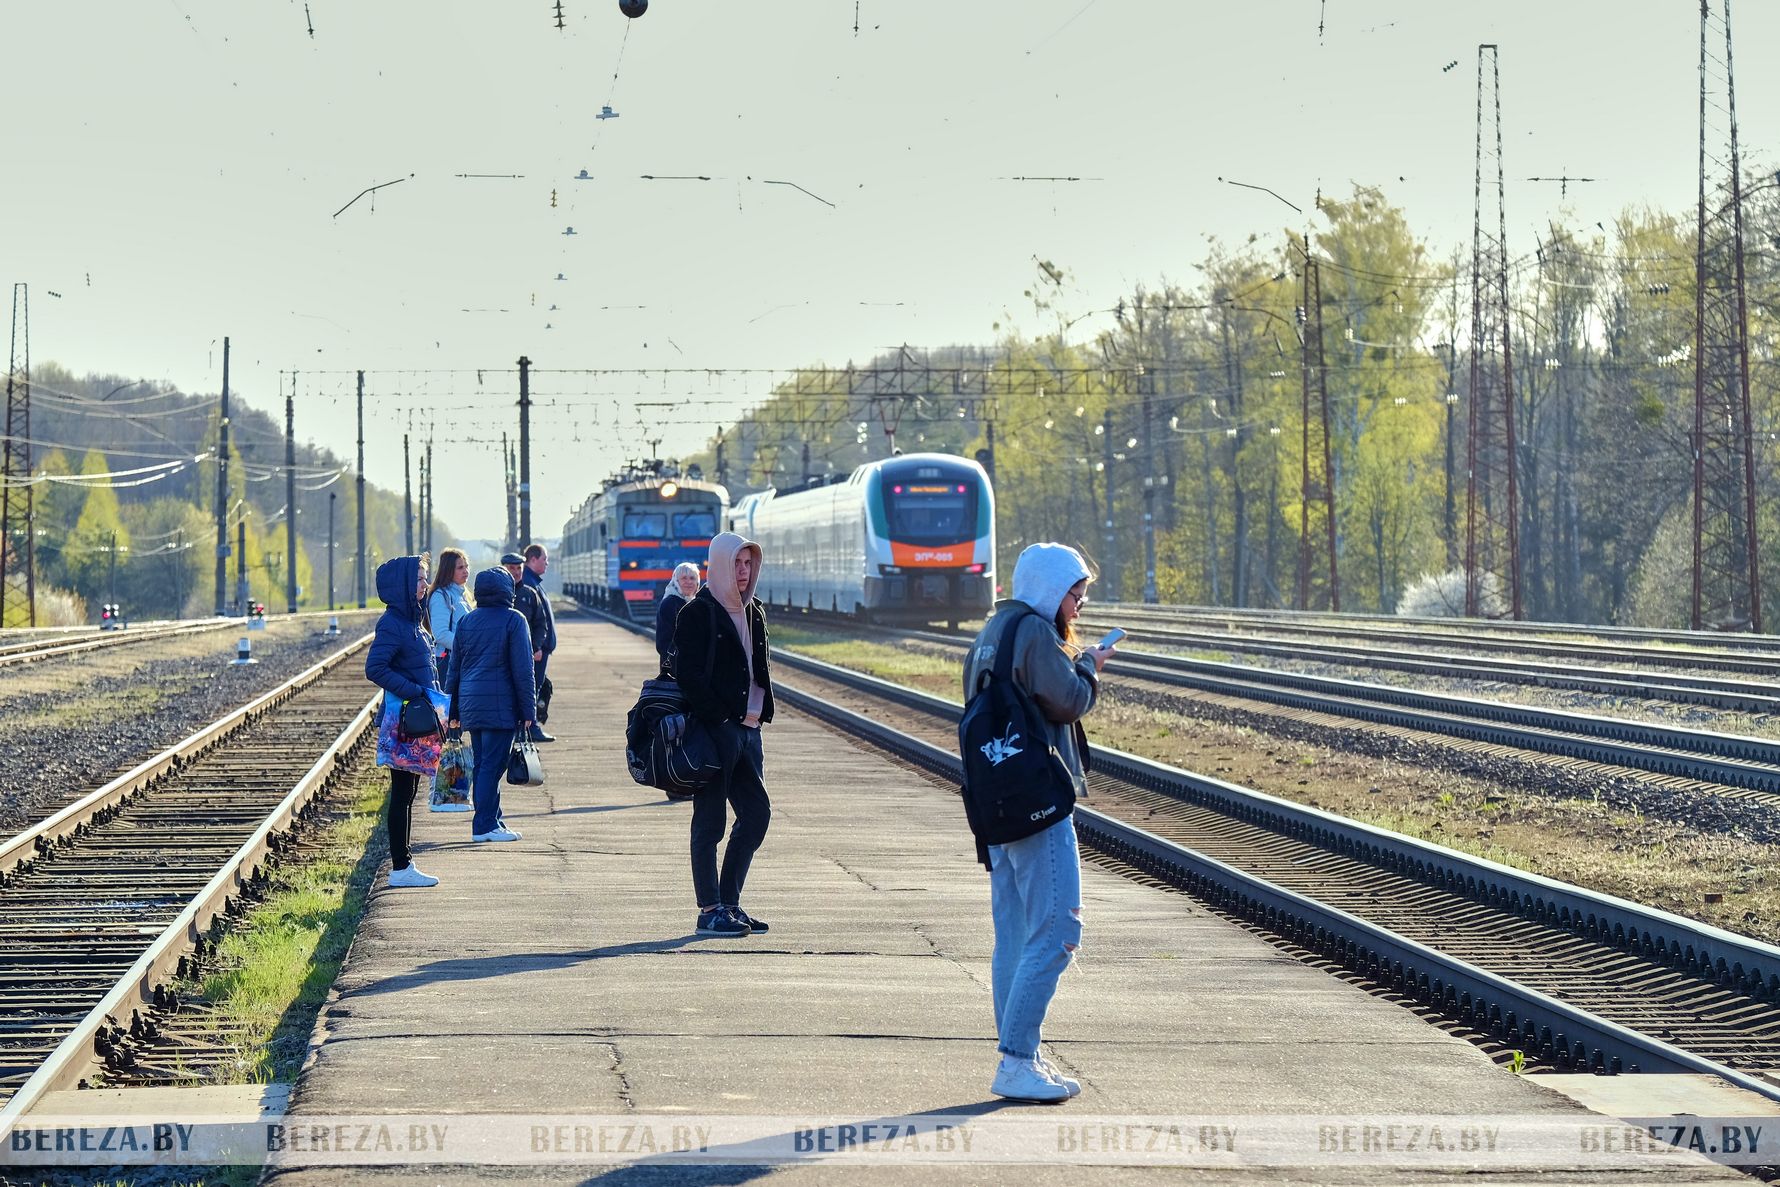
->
<box><xmin>672</xmin><ymin>532</ymin><xmax>774</xmax><ymax>939</ymax></box>
<box><xmin>502</xmin><ymin>551</ymin><xmax>555</xmax><ymax>743</ymax></box>
<box><xmin>445</xmin><ymin>567</ymin><xmax>538</xmax><ymax>843</ymax></box>
<box><xmin>365</xmin><ymin>554</ymin><xmax>440</xmax><ymax>889</ymax></box>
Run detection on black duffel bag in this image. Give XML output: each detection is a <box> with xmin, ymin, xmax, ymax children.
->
<box><xmin>624</xmin><ymin>610</ymin><xmax>722</xmax><ymax>798</ymax></box>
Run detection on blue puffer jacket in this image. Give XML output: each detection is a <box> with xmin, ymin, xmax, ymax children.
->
<box><xmin>445</xmin><ymin>568</ymin><xmax>538</xmax><ymax>729</ymax></box>
<box><xmin>366</xmin><ymin>555</ymin><xmax>438</xmax><ymax>702</ymax></box>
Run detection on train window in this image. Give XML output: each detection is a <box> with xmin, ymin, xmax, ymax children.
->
<box><xmin>886</xmin><ymin>485</ymin><xmax>975</xmax><ymax>542</ymax></box>
<box><xmin>623</xmin><ymin>510</ymin><xmax>668</xmax><ymax>537</ymax></box>
<box><xmin>673</xmin><ymin>509</ymin><xmax>716</xmax><ymax>537</ymax></box>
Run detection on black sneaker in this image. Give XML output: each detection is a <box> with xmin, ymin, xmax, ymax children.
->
<box><xmin>696</xmin><ymin>907</ymin><xmax>749</xmax><ymax>937</ymax></box>
<box><xmin>528</xmin><ymin>726</ymin><xmax>556</xmax><ymax>743</ymax></box>
<box><xmin>729</xmin><ymin>908</ymin><xmax>769</xmax><ymax>934</ymax></box>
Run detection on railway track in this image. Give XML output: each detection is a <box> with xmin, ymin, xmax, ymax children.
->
<box><xmin>861</xmin><ymin>626</ymin><xmax>1780</xmax><ymax>805</ymax></box>
<box><xmin>1088</xmin><ymin>606</ymin><xmax>1780</xmax><ymax>680</ymax></box>
<box><xmin>0</xmin><ymin>620</ymin><xmax>236</xmax><ymax>669</ymax></box>
<box><xmin>1113</xmin><ymin>602</ymin><xmax>1780</xmax><ymax>655</ymax></box>
<box><xmin>1062</xmin><ymin>620</ymin><xmax>1780</xmax><ymax>715</ymax></box>
<box><xmin>589</xmin><ymin>603</ymin><xmax>1780</xmax><ymax>1097</ymax></box>
<box><xmin>0</xmin><ymin>634</ymin><xmax>377</xmax><ymax>1130</ymax></box>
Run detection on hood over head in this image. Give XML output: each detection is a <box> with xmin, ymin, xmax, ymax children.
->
<box><xmin>473</xmin><ymin>567</ymin><xmax>516</xmax><ymax>608</ymax></box>
<box><xmin>1010</xmin><ymin>542</ymin><xmax>1092</xmax><ymax>624</ymax></box>
<box><xmin>704</xmin><ymin>531</ymin><xmax>763</xmax><ymax>613</ymax></box>
<box><xmin>375</xmin><ymin>555</ymin><xmax>425</xmax><ymax>620</ymax></box>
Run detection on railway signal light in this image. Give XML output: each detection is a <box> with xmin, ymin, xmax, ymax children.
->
<box><xmin>99</xmin><ymin>603</ymin><xmax>122</xmax><ymax>630</ymax></box>
<box><xmin>619</xmin><ymin>0</ymin><xmax>647</xmax><ymax>15</ymax></box>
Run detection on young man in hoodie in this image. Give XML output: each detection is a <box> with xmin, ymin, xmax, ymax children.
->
<box><xmin>365</xmin><ymin>553</ymin><xmax>442</xmax><ymax>889</ymax></box>
<box><xmin>671</xmin><ymin>532</ymin><xmax>774</xmax><ymax>938</ymax></box>
<box><xmin>962</xmin><ymin>542</ymin><xmax>1113</xmax><ymax>1104</ymax></box>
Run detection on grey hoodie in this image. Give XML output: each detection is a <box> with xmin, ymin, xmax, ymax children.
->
<box><xmin>962</xmin><ymin>543</ymin><xmax>1098</xmax><ymax>797</ymax></box>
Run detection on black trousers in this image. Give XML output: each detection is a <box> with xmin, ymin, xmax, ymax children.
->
<box><xmin>387</xmin><ymin>768</ymin><xmax>420</xmax><ymax>870</ymax></box>
<box><xmin>690</xmin><ymin>723</ymin><xmax>770</xmax><ymax>909</ymax></box>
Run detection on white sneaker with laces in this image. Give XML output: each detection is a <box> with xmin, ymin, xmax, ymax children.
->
<box><xmin>990</xmin><ymin>1056</ymin><xmax>1070</xmax><ymax>1104</ymax></box>
<box><xmin>387</xmin><ymin>865</ymin><xmax>439</xmax><ymax>888</ymax></box>
<box><xmin>472</xmin><ymin>827</ymin><xmax>522</xmax><ymax>843</ymax></box>
<box><xmin>1036</xmin><ymin>1055</ymin><xmax>1081</xmax><ymax>1097</ymax></box>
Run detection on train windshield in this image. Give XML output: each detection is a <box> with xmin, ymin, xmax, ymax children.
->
<box><xmin>886</xmin><ymin>482</ymin><xmax>976</xmax><ymax>543</ymax></box>
<box><xmin>672</xmin><ymin>508</ymin><xmax>717</xmax><ymax>537</ymax></box>
<box><xmin>622</xmin><ymin>509</ymin><xmax>668</xmax><ymax>538</ymax></box>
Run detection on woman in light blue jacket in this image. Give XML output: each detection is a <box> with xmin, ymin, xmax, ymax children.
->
<box><xmin>426</xmin><ymin>548</ymin><xmax>472</xmax><ymax>669</ymax></box>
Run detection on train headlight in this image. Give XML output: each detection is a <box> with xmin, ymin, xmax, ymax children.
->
<box><xmin>659</xmin><ymin>481</ymin><xmax>679</xmax><ymax>500</ymax></box>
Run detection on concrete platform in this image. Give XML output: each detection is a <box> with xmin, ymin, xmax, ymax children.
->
<box><xmin>262</xmin><ymin>619</ymin><xmax>1749</xmax><ymax>1184</ymax></box>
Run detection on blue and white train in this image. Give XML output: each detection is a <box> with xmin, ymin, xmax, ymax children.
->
<box><xmin>728</xmin><ymin>453</ymin><xmax>995</xmax><ymax>626</ymax></box>
<box><xmin>559</xmin><ymin>466</ymin><xmax>728</xmax><ymax>623</ymax></box>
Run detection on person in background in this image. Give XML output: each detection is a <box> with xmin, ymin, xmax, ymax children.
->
<box><xmin>961</xmin><ymin>542</ymin><xmax>1112</xmax><ymax>1104</ymax></box>
<box><xmin>522</xmin><ymin>542</ymin><xmax>558</xmax><ymax>743</ymax></box>
<box><xmin>445</xmin><ymin>566</ymin><xmax>537</xmax><ymax>844</ymax></box>
<box><xmin>426</xmin><ymin>548</ymin><xmax>472</xmax><ymax>672</ymax></box>
<box><xmin>672</xmin><ymin>532</ymin><xmax>773</xmax><ymax>939</ymax></box>
<box><xmin>502</xmin><ymin>551</ymin><xmax>554</xmax><ymax>743</ymax></box>
<box><xmin>365</xmin><ymin>553</ymin><xmax>440</xmax><ymax>889</ymax></box>
<box><xmin>654</xmin><ymin>561</ymin><xmax>702</xmax><ymax>675</ymax></box>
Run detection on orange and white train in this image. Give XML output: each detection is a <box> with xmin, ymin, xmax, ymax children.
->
<box><xmin>727</xmin><ymin>453</ymin><xmax>996</xmax><ymax>626</ymax></box>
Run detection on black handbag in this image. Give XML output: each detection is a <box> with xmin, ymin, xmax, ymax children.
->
<box><xmin>398</xmin><ymin>696</ymin><xmax>441</xmax><ymax>740</ymax></box>
<box><xmin>506</xmin><ymin>737</ymin><xmax>545</xmax><ymax>786</ymax></box>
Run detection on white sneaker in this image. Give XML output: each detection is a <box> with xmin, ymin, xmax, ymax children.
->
<box><xmin>990</xmin><ymin>1056</ymin><xmax>1070</xmax><ymax>1104</ymax></box>
<box><xmin>1036</xmin><ymin>1055</ymin><xmax>1081</xmax><ymax>1097</ymax></box>
<box><xmin>472</xmin><ymin>827</ymin><xmax>522</xmax><ymax>842</ymax></box>
<box><xmin>387</xmin><ymin>865</ymin><xmax>439</xmax><ymax>888</ymax></box>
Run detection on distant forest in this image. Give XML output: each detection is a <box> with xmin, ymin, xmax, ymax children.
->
<box><xmin>684</xmin><ymin>181</ymin><xmax>1780</xmax><ymax>629</ymax></box>
<box><xmin>1</xmin><ymin>364</ymin><xmax>448</xmax><ymax>625</ymax></box>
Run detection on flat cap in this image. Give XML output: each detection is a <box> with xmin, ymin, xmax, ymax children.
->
<box><xmin>500</xmin><ymin>552</ymin><xmax>526</xmax><ymax>566</ymax></box>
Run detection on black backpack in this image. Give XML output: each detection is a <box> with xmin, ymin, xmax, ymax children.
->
<box><xmin>625</xmin><ymin>602</ymin><xmax>723</xmax><ymax>798</ymax></box>
<box><xmin>957</xmin><ymin>609</ymin><xmax>1078</xmax><ymax>865</ymax></box>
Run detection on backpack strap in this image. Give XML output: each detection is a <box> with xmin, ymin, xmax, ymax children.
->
<box><xmin>978</xmin><ymin>607</ymin><xmax>1035</xmax><ymax>693</ymax></box>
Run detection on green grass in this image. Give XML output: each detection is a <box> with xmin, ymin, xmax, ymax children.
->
<box><xmin>772</xmin><ymin>626</ymin><xmax>964</xmax><ymax>699</ymax></box>
<box><xmin>185</xmin><ymin>767</ymin><xmax>387</xmax><ymax>1085</ymax></box>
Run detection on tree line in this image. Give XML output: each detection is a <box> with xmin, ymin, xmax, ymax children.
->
<box><xmin>1</xmin><ymin>364</ymin><xmax>444</xmax><ymax>626</ymax></box>
<box><xmin>683</xmin><ymin>181</ymin><xmax>1780</xmax><ymax>627</ymax></box>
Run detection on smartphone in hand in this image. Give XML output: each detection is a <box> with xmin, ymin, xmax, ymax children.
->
<box><xmin>1096</xmin><ymin>627</ymin><xmax>1126</xmax><ymax>651</ymax></box>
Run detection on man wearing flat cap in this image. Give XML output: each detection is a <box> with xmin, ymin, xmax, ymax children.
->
<box><xmin>502</xmin><ymin>551</ymin><xmax>555</xmax><ymax>742</ymax></box>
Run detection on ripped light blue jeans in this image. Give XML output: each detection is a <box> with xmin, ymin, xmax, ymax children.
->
<box><xmin>989</xmin><ymin>815</ymin><xmax>1083</xmax><ymax>1060</ymax></box>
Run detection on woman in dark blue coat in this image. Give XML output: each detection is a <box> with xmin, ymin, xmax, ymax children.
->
<box><xmin>445</xmin><ymin>567</ymin><xmax>538</xmax><ymax>843</ymax></box>
<box><xmin>365</xmin><ymin>553</ymin><xmax>440</xmax><ymax>889</ymax></box>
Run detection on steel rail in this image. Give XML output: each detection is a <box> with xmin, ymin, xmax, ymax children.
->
<box><xmin>860</xmin><ymin>626</ymin><xmax>1780</xmax><ymax>796</ymax></box>
<box><xmin>761</xmin><ymin>650</ymin><xmax>1780</xmax><ymax>1101</ymax></box>
<box><xmin>1078</xmin><ymin>625</ymin><xmax>1780</xmax><ymax>714</ymax></box>
<box><xmin>0</xmin><ymin>620</ymin><xmax>234</xmax><ymax>668</ymax></box>
<box><xmin>1090</xmin><ymin>609</ymin><xmax>1780</xmax><ymax>677</ymax></box>
<box><xmin>887</xmin><ymin>622</ymin><xmax>1780</xmax><ymax>715</ymax></box>
<box><xmin>0</xmin><ymin>678</ymin><xmax>378</xmax><ymax>1138</ymax></box>
<box><xmin>0</xmin><ymin>634</ymin><xmax>376</xmax><ymax>879</ymax></box>
<box><xmin>1113</xmin><ymin>601</ymin><xmax>1780</xmax><ymax>653</ymax></box>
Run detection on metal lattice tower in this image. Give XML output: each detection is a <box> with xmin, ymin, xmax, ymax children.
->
<box><xmin>1691</xmin><ymin>0</ymin><xmax>1762</xmax><ymax>632</ymax></box>
<box><xmin>1465</xmin><ymin>44</ymin><xmax>1523</xmax><ymax>620</ymax></box>
<box><xmin>1</xmin><ymin>284</ymin><xmax>32</xmax><ymax>627</ymax></box>
<box><xmin>1296</xmin><ymin>251</ymin><xmax>1339</xmax><ymax>611</ymax></box>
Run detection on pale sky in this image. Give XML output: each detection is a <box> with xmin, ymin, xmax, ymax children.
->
<box><xmin>6</xmin><ymin>1</ymin><xmax>1777</xmax><ymax>541</ymax></box>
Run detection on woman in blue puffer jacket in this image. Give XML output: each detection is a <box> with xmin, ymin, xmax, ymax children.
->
<box><xmin>365</xmin><ymin>553</ymin><xmax>440</xmax><ymax>889</ymax></box>
<box><xmin>445</xmin><ymin>567</ymin><xmax>537</xmax><ymax>844</ymax></box>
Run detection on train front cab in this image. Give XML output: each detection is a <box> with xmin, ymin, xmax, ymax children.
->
<box><xmin>861</xmin><ymin>457</ymin><xmax>994</xmax><ymax>625</ymax></box>
<box><xmin>609</xmin><ymin>492</ymin><xmax>721</xmax><ymax>621</ymax></box>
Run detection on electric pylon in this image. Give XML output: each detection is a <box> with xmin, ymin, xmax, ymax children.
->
<box><xmin>1691</xmin><ymin>0</ymin><xmax>1762</xmax><ymax>632</ymax></box>
<box><xmin>1</xmin><ymin>284</ymin><xmax>33</xmax><ymax>626</ymax></box>
<box><xmin>1465</xmin><ymin>44</ymin><xmax>1523</xmax><ymax>620</ymax></box>
<box><xmin>1296</xmin><ymin>249</ymin><xmax>1339</xmax><ymax>611</ymax></box>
